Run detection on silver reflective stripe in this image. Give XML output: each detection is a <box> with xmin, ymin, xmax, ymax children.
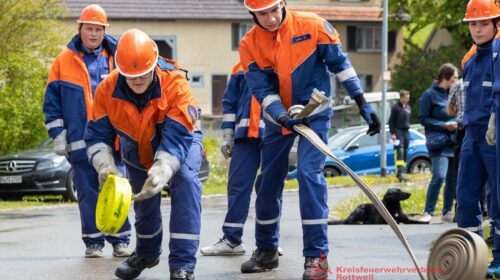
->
<box><xmin>336</xmin><ymin>67</ymin><xmax>357</xmax><ymax>82</ymax></box>
<box><xmin>463</xmin><ymin>81</ymin><xmax>470</xmax><ymax>87</ymax></box>
<box><xmin>45</xmin><ymin>119</ymin><xmax>64</xmax><ymax>130</ymax></box>
<box><xmin>106</xmin><ymin>230</ymin><xmax>132</xmax><ymax>238</ymax></box>
<box><xmin>222</xmin><ymin>113</ymin><xmax>236</xmax><ymax>122</ymax></box>
<box><xmin>137</xmin><ymin>227</ymin><xmax>162</xmax><ymax>239</ymax></box>
<box><xmin>259</xmin><ymin>120</ymin><xmax>265</xmax><ymax>129</ymax></box>
<box><xmin>256</xmin><ymin>216</ymin><xmax>280</xmax><ymax>225</ymax></box>
<box><xmin>459</xmin><ymin>225</ymin><xmax>482</xmax><ymax>232</ymax></box>
<box><xmin>495</xmin><ymin>227</ymin><xmax>500</xmax><ymax>236</ymax></box>
<box><xmin>68</xmin><ymin>140</ymin><xmax>86</xmax><ymax>152</ymax></box>
<box><xmin>223</xmin><ymin>222</ymin><xmax>244</xmax><ymax>228</ymax></box>
<box><xmin>483</xmin><ymin>81</ymin><xmax>492</xmax><ymax>87</ymax></box>
<box><xmin>170</xmin><ymin>232</ymin><xmax>200</xmax><ymax>240</ymax></box>
<box><xmin>302</xmin><ymin>218</ymin><xmax>328</xmax><ymax>225</ymax></box>
<box><xmin>262</xmin><ymin>95</ymin><xmax>281</xmax><ymax>109</ymax></box>
<box><xmin>235</xmin><ymin>119</ymin><xmax>250</xmax><ymax>130</ymax></box>
<box><xmin>82</xmin><ymin>232</ymin><xmax>105</xmax><ymax>239</ymax></box>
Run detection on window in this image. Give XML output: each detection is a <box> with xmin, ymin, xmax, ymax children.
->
<box><xmin>190</xmin><ymin>74</ymin><xmax>204</xmax><ymax>88</ymax></box>
<box><xmin>347</xmin><ymin>25</ymin><xmax>396</xmax><ymax>52</ymax></box>
<box><xmin>231</xmin><ymin>22</ymin><xmax>254</xmax><ymax>50</ymax></box>
<box><xmin>151</xmin><ymin>36</ymin><xmax>176</xmax><ymax>59</ymax></box>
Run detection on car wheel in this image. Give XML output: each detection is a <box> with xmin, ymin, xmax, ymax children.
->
<box><xmin>408</xmin><ymin>158</ymin><xmax>431</xmax><ymax>174</ymax></box>
<box><xmin>323</xmin><ymin>166</ymin><xmax>340</xmax><ymax>177</ymax></box>
<box><xmin>63</xmin><ymin>169</ymin><xmax>77</xmax><ymax>202</ymax></box>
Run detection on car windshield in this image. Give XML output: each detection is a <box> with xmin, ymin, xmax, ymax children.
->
<box><xmin>327</xmin><ymin>128</ymin><xmax>363</xmax><ymax>150</ymax></box>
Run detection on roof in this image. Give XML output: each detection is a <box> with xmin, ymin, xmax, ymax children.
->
<box><xmin>64</xmin><ymin>0</ymin><xmax>382</xmax><ymax>22</ymax></box>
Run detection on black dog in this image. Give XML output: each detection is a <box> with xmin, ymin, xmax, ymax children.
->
<box><xmin>328</xmin><ymin>188</ymin><xmax>429</xmax><ymax>225</ymax></box>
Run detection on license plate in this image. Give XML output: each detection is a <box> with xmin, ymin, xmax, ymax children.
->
<box><xmin>0</xmin><ymin>176</ymin><xmax>22</xmax><ymax>184</ymax></box>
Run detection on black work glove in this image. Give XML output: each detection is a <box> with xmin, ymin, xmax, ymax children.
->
<box><xmin>367</xmin><ymin>112</ymin><xmax>381</xmax><ymax>136</ymax></box>
<box><xmin>277</xmin><ymin>115</ymin><xmax>309</xmax><ymax>132</ymax></box>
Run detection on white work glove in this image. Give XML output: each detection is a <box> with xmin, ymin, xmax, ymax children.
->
<box><xmin>87</xmin><ymin>143</ymin><xmax>122</xmax><ymax>188</ymax></box>
<box><xmin>486</xmin><ymin>113</ymin><xmax>496</xmax><ymax>146</ymax></box>
<box><xmin>134</xmin><ymin>151</ymin><xmax>180</xmax><ymax>201</ymax></box>
<box><xmin>220</xmin><ymin>128</ymin><xmax>234</xmax><ymax>159</ymax></box>
<box><xmin>53</xmin><ymin>130</ymin><xmax>68</xmax><ymax>158</ymax></box>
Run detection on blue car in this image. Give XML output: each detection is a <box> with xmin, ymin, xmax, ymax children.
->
<box><xmin>287</xmin><ymin>125</ymin><xmax>430</xmax><ymax>179</ymax></box>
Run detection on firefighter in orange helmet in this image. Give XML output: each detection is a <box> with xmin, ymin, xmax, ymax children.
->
<box><xmin>85</xmin><ymin>28</ymin><xmax>202</xmax><ymax>280</ymax></box>
<box><xmin>42</xmin><ymin>4</ymin><xmax>131</xmax><ymax>259</ymax></box>
<box><xmin>239</xmin><ymin>0</ymin><xmax>381</xmax><ymax>279</ymax></box>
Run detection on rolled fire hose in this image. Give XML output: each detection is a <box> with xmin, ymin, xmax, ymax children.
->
<box><xmin>427</xmin><ymin>228</ymin><xmax>488</xmax><ymax>280</ymax></box>
<box><xmin>95</xmin><ymin>174</ymin><xmax>133</xmax><ymax>234</ymax></box>
<box><xmin>291</xmin><ymin>92</ymin><xmax>489</xmax><ymax>279</ymax></box>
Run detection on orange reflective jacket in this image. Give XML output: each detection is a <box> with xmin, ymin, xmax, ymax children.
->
<box><xmin>86</xmin><ymin>58</ymin><xmax>198</xmax><ymax>169</ymax></box>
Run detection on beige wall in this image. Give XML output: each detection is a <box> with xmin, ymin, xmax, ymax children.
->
<box><xmin>63</xmin><ymin>2</ymin><xmax>396</xmax><ymax>115</ymax></box>
<box><xmin>65</xmin><ymin>19</ymin><xmax>242</xmax><ymax>115</ymax></box>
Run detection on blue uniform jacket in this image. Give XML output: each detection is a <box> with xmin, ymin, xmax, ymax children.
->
<box><xmin>221</xmin><ymin>62</ymin><xmax>264</xmax><ymax>140</ymax></box>
<box><xmin>462</xmin><ymin>42</ymin><xmax>494</xmax><ymax>129</ymax></box>
<box><xmin>419</xmin><ymin>83</ymin><xmax>455</xmax><ymax>157</ymax></box>
<box><xmin>43</xmin><ymin>34</ymin><xmax>117</xmax><ymax>163</ymax></box>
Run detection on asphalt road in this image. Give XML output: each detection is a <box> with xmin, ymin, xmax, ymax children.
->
<box><xmin>0</xmin><ymin>185</ymin><xmax>458</xmax><ymax>280</ymax></box>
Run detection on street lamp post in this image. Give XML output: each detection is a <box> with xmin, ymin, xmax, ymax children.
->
<box><xmin>380</xmin><ymin>0</ymin><xmax>389</xmax><ymax>177</ymax></box>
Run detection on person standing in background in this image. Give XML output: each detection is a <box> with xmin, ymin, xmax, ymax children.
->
<box><xmin>200</xmin><ymin>61</ymin><xmax>265</xmax><ymax>256</ymax></box>
<box><xmin>388</xmin><ymin>90</ymin><xmax>411</xmax><ymax>182</ymax></box>
<box><xmin>42</xmin><ymin>4</ymin><xmax>131</xmax><ymax>258</ymax></box>
<box><xmin>418</xmin><ymin>63</ymin><xmax>459</xmax><ymax>223</ymax></box>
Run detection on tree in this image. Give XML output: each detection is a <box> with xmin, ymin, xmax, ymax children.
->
<box><xmin>388</xmin><ymin>0</ymin><xmax>471</xmax><ymax>124</ymax></box>
<box><xmin>0</xmin><ymin>0</ymin><xmax>70</xmax><ymax>154</ymax></box>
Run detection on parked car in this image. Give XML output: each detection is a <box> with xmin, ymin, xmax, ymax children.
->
<box><xmin>287</xmin><ymin>125</ymin><xmax>431</xmax><ymax>179</ymax></box>
<box><xmin>0</xmin><ymin>138</ymin><xmax>209</xmax><ymax>201</ymax></box>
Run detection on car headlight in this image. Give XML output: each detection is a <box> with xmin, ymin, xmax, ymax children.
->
<box><xmin>36</xmin><ymin>156</ymin><xmax>66</xmax><ymax>170</ymax></box>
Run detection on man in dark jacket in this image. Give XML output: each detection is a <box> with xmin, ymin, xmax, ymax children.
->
<box><xmin>388</xmin><ymin>90</ymin><xmax>411</xmax><ymax>182</ymax></box>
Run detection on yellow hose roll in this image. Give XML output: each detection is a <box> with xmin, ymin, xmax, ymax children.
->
<box><xmin>95</xmin><ymin>174</ymin><xmax>132</xmax><ymax>234</ymax></box>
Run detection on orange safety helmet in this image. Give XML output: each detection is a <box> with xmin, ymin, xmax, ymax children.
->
<box><xmin>115</xmin><ymin>29</ymin><xmax>159</xmax><ymax>78</ymax></box>
<box><xmin>77</xmin><ymin>4</ymin><xmax>109</xmax><ymax>26</ymax></box>
<box><xmin>244</xmin><ymin>0</ymin><xmax>282</xmax><ymax>12</ymax></box>
<box><xmin>463</xmin><ymin>0</ymin><xmax>500</xmax><ymax>21</ymax></box>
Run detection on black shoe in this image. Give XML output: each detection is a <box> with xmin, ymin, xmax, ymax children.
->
<box><xmin>303</xmin><ymin>256</ymin><xmax>330</xmax><ymax>280</ymax></box>
<box><xmin>170</xmin><ymin>268</ymin><xmax>194</xmax><ymax>280</ymax></box>
<box><xmin>241</xmin><ymin>248</ymin><xmax>279</xmax><ymax>273</ymax></box>
<box><xmin>115</xmin><ymin>251</ymin><xmax>160</xmax><ymax>280</ymax></box>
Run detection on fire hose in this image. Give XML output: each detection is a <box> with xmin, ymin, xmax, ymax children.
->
<box><xmin>289</xmin><ymin>89</ymin><xmax>488</xmax><ymax>280</ymax></box>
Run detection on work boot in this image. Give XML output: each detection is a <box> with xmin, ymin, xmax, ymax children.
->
<box><xmin>241</xmin><ymin>248</ymin><xmax>279</xmax><ymax>273</ymax></box>
<box><xmin>115</xmin><ymin>251</ymin><xmax>160</xmax><ymax>280</ymax></box>
<box><xmin>396</xmin><ymin>167</ymin><xmax>408</xmax><ymax>182</ymax></box>
<box><xmin>170</xmin><ymin>268</ymin><xmax>194</xmax><ymax>280</ymax></box>
<box><xmin>303</xmin><ymin>256</ymin><xmax>331</xmax><ymax>280</ymax></box>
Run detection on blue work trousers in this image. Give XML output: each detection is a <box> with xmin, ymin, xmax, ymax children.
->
<box><xmin>223</xmin><ymin>138</ymin><xmax>261</xmax><ymax>245</ymax></box>
<box><xmin>126</xmin><ymin>133</ymin><xmax>202</xmax><ymax>272</ymax></box>
<box><xmin>254</xmin><ymin>116</ymin><xmax>329</xmax><ymax>257</ymax></box>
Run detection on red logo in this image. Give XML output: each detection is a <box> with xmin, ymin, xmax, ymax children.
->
<box><xmin>307</xmin><ymin>252</ymin><xmax>332</xmax><ymax>280</ymax></box>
